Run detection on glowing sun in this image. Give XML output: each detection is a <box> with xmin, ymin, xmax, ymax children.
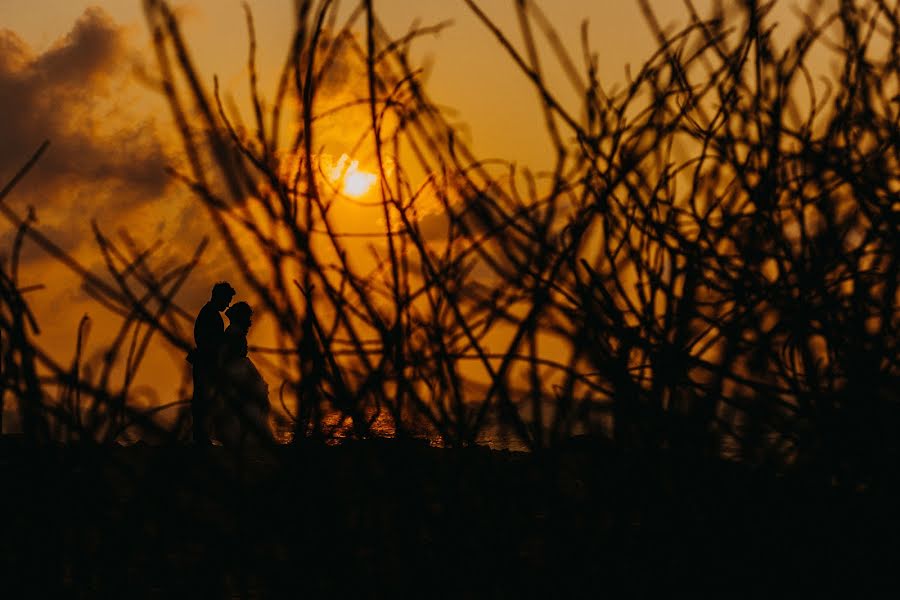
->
<box><xmin>328</xmin><ymin>154</ymin><xmax>377</xmax><ymax>198</ymax></box>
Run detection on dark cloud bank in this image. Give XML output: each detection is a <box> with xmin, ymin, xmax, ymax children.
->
<box><xmin>0</xmin><ymin>7</ymin><xmax>169</xmax><ymax>231</ymax></box>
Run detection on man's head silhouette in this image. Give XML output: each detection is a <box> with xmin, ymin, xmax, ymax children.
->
<box><xmin>210</xmin><ymin>282</ymin><xmax>236</xmax><ymax>311</ymax></box>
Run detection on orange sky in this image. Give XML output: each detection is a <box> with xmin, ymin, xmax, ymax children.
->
<box><xmin>0</xmin><ymin>0</ymin><xmax>845</xmax><ymax>431</ymax></box>
<box><xmin>1</xmin><ymin>1</ymin><xmax>841</xmax><ymax>174</ymax></box>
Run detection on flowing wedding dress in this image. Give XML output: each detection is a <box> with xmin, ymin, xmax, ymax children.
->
<box><xmin>214</xmin><ymin>324</ymin><xmax>272</xmax><ymax>446</ymax></box>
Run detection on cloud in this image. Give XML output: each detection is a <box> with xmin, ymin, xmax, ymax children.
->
<box><xmin>0</xmin><ymin>7</ymin><xmax>169</xmax><ymax>227</ymax></box>
<box><xmin>0</xmin><ymin>8</ymin><xmax>208</xmax><ymax>409</ymax></box>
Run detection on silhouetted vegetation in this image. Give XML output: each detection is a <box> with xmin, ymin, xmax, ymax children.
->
<box><xmin>0</xmin><ymin>0</ymin><xmax>897</xmax><ymax>594</ymax></box>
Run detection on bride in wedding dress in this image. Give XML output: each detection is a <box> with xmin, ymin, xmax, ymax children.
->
<box><xmin>213</xmin><ymin>301</ymin><xmax>272</xmax><ymax>447</ymax></box>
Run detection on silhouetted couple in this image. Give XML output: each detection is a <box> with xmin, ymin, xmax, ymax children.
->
<box><xmin>190</xmin><ymin>282</ymin><xmax>271</xmax><ymax>447</ymax></box>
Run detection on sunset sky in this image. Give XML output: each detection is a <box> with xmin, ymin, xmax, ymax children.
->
<box><xmin>0</xmin><ymin>1</ymin><xmax>710</xmax><ymax>169</ymax></box>
<box><xmin>0</xmin><ymin>0</ymin><xmax>842</xmax><ymax>423</ymax></box>
<box><xmin>0</xmin><ymin>1</ymin><xmax>830</xmax><ymax>168</ymax></box>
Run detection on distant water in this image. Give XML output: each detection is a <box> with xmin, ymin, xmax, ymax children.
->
<box><xmin>272</xmin><ymin>416</ymin><xmax>531</xmax><ymax>451</ymax></box>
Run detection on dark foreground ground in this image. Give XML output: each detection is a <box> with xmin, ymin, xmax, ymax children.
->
<box><xmin>1</xmin><ymin>437</ymin><xmax>899</xmax><ymax>597</ymax></box>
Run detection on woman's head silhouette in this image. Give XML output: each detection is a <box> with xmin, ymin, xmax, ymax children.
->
<box><xmin>225</xmin><ymin>301</ymin><xmax>253</xmax><ymax>329</ymax></box>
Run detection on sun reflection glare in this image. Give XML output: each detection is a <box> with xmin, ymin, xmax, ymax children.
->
<box><xmin>328</xmin><ymin>153</ymin><xmax>377</xmax><ymax>198</ymax></box>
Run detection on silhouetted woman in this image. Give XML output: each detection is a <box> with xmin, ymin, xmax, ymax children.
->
<box><xmin>213</xmin><ymin>301</ymin><xmax>272</xmax><ymax>446</ymax></box>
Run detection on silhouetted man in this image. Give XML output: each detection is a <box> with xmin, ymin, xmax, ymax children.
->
<box><xmin>190</xmin><ymin>281</ymin><xmax>236</xmax><ymax>445</ymax></box>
